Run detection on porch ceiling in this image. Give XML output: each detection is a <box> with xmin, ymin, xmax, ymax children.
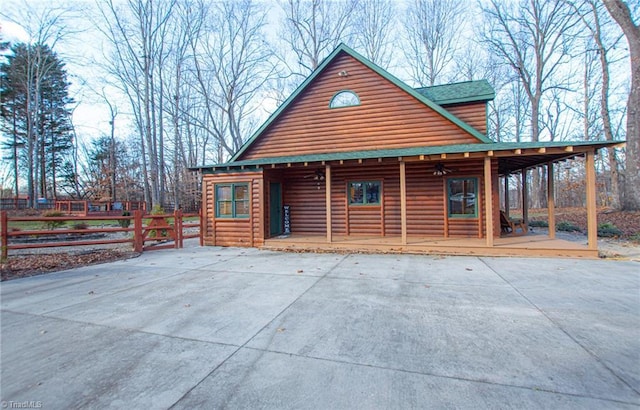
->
<box><xmin>498</xmin><ymin>152</ymin><xmax>580</xmax><ymax>175</ymax></box>
<box><xmin>193</xmin><ymin>140</ymin><xmax>624</xmax><ymax>174</ymax></box>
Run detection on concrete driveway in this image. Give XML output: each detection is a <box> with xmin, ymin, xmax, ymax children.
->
<box><xmin>1</xmin><ymin>241</ymin><xmax>639</xmax><ymax>409</ymax></box>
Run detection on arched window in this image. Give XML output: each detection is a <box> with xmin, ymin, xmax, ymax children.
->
<box><xmin>329</xmin><ymin>90</ymin><xmax>360</xmax><ymax>108</ymax></box>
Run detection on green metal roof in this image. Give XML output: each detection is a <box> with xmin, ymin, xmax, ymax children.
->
<box><xmin>195</xmin><ymin>140</ymin><xmax>624</xmax><ymax>172</ymax></box>
<box><xmin>230</xmin><ymin>43</ymin><xmax>493</xmax><ymax>162</ymax></box>
<box><xmin>414</xmin><ymin>80</ymin><xmax>495</xmax><ymax>105</ymax></box>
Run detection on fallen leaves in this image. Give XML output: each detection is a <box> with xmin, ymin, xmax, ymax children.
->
<box><xmin>1</xmin><ymin>249</ymin><xmax>140</xmax><ymax>281</ymax></box>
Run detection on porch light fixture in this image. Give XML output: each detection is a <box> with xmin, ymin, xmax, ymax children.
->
<box><xmin>313</xmin><ymin>170</ymin><xmax>325</xmax><ymax>190</ymax></box>
<box><xmin>433</xmin><ymin>163</ymin><xmax>453</xmax><ymax>176</ymax></box>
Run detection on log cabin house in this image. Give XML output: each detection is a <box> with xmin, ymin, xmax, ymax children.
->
<box><xmin>194</xmin><ymin>44</ymin><xmax>623</xmax><ymax>258</ymax></box>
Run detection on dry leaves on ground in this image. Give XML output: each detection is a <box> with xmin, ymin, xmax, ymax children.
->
<box><xmin>1</xmin><ymin>250</ymin><xmax>140</xmax><ymax>281</ymax></box>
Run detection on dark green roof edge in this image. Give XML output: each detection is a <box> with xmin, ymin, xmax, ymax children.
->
<box><xmin>414</xmin><ymin>80</ymin><xmax>496</xmax><ymax>105</ymax></box>
<box><xmin>230</xmin><ymin>43</ymin><xmax>492</xmax><ymax>162</ymax></box>
<box><xmin>194</xmin><ymin>140</ymin><xmax>624</xmax><ymax>171</ymax></box>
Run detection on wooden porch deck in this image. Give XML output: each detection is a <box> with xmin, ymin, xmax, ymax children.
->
<box><xmin>263</xmin><ymin>233</ymin><xmax>597</xmax><ymax>258</ymax></box>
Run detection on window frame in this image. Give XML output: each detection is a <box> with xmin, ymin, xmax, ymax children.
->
<box><xmin>447</xmin><ymin>177</ymin><xmax>478</xmax><ymax>218</ymax></box>
<box><xmin>348</xmin><ymin>181</ymin><xmax>382</xmax><ymax>206</ymax></box>
<box><xmin>329</xmin><ymin>90</ymin><xmax>360</xmax><ymax>109</ymax></box>
<box><xmin>215</xmin><ymin>183</ymin><xmax>250</xmax><ymax>218</ymax></box>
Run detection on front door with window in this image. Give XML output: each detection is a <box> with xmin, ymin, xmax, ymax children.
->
<box><xmin>269</xmin><ymin>182</ymin><xmax>282</xmax><ymax>236</ymax></box>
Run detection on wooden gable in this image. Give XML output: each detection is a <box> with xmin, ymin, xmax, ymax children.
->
<box><xmin>237</xmin><ymin>51</ymin><xmax>487</xmax><ymax>161</ymax></box>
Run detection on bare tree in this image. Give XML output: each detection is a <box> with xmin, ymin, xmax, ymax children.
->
<box><xmin>603</xmin><ymin>0</ymin><xmax>640</xmax><ymax>211</ymax></box>
<box><xmin>351</xmin><ymin>0</ymin><xmax>397</xmax><ymax>69</ymax></box>
<box><xmin>404</xmin><ymin>0</ymin><xmax>467</xmax><ymax>86</ymax></box>
<box><xmin>278</xmin><ymin>0</ymin><xmax>357</xmax><ymax>77</ymax></box>
<box><xmin>189</xmin><ymin>0</ymin><xmax>276</xmax><ymax>161</ymax></box>
<box><xmin>481</xmin><ymin>0</ymin><xmax>579</xmax><ymax>207</ymax></box>
<box><xmin>96</xmin><ymin>0</ymin><xmax>177</xmax><ymax>208</ymax></box>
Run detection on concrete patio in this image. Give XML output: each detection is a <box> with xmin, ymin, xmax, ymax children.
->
<box><xmin>1</xmin><ymin>241</ymin><xmax>639</xmax><ymax>409</ymax></box>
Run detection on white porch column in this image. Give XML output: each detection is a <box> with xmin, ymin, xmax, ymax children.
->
<box><xmin>484</xmin><ymin>156</ymin><xmax>494</xmax><ymax>247</ymax></box>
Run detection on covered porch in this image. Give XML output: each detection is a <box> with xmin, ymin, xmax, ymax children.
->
<box><xmin>263</xmin><ymin>232</ymin><xmax>596</xmax><ymax>258</ymax></box>
<box><xmin>197</xmin><ymin>140</ymin><xmax>623</xmax><ymax>257</ymax></box>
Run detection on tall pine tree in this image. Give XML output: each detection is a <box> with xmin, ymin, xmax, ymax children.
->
<box><xmin>0</xmin><ymin>43</ymin><xmax>74</xmax><ymax>204</ymax></box>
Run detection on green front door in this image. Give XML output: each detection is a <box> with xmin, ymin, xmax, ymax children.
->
<box><xmin>269</xmin><ymin>182</ymin><xmax>282</xmax><ymax>236</ymax></box>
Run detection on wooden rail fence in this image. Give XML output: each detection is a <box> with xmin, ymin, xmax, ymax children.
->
<box><xmin>0</xmin><ymin>210</ymin><xmax>202</xmax><ymax>260</ymax></box>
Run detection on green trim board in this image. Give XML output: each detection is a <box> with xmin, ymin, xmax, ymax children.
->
<box><xmin>196</xmin><ymin>140</ymin><xmax>625</xmax><ymax>171</ymax></box>
<box><xmin>230</xmin><ymin>43</ymin><xmax>493</xmax><ymax>162</ymax></box>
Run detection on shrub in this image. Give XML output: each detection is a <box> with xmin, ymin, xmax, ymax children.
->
<box><xmin>529</xmin><ymin>220</ymin><xmax>549</xmax><ymax>228</ymax></box>
<box><xmin>597</xmin><ymin>222</ymin><xmax>623</xmax><ymax>238</ymax></box>
<box><xmin>629</xmin><ymin>233</ymin><xmax>640</xmax><ymax>244</ymax></box>
<box><xmin>118</xmin><ymin>210</ymin><xmax>131</xmax><ymax>228</ymax></box>
<box><xmin>42</xmin><ymin>210</ymin><xmax>66</xmax><ymax>230</ymax></box>
<box><xmin>148</xmin><ymin>205</ymin><xmax>167</xmax><ymax>238</ymax></box>
<box><xmin>72</xmin><ymin>222</ymin><xmax>89</xmax><ymax>230</ymax></box>
<box><xmin>150</xmin><ymin>205</ymin><xmax>165</xmax><ymax>215</ymax></box>
<box><xmin>556</xmin><ymin>221</ymin><xmax>581</xmax><ymax>232</ymax></box>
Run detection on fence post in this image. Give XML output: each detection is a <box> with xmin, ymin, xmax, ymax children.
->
<box><xmin>1</xmin><ymin>211</ymin><xmax>8</xmax><ymax>261</ymax></box>
<box><xmin>199</xmin><ymin>208</ymin><xmax>204</xmax><ymax>247</ymax></box>
<box><xmin>174</xmin><ymin>210</ymin><xmax>182</xmax><ymax>249</ymax></box>
<box><xmin>134</xmin><ymin>210</ymin><xmax>143</xmax><ymax>252</ymax></box>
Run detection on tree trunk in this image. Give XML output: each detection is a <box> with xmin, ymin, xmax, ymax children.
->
<box><xmin>587</xmin><ymin>1</ymin><xmax>621</xmax><ymax>209</ymax></box>
<box><xmin>603</xmin><ymin>0</ymin><xmax>640</xmax><ymax>210</ymax></box>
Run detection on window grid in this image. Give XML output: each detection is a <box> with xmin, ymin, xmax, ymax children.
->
<box><xmin>216</xmin><ymin>183</ymin><xmax>250</xmax><ymax>218</ymax></box>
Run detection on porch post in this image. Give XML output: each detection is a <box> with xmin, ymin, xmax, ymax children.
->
<box><xmin>400</xmin><ymin>161</ymin><xmax>407</xmax><ymax>245</ymax></box>
<box><xmin>547</xmin><ymin>162</ymin><xmax>556</xmax><ymax>239</ymax></box>
<box><xmin>325</xmin><ymin>164</ymin><xmax>332</xmax><ymax>243</ymax></box>
<box><xmin>484</xmin><ymin>156</ymin><xmax>494</xmax><ymax>247</ymax></box>
<box><xmin>521</xmin><ymin>168</ymin><xmax>529</xmax><ymax>225</ymax></box>
<box><xmin>504</xmin><ymin>175</ymin><xmax>510</xmax><ymax>217</ymax></box>
<box><xmin>585</xmin><ymin>150</ymin><xmax>598</xmax><ymax>250</ymax></box>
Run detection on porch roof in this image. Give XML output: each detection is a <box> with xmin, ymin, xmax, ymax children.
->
<box><xmin>194</xmin><ymin>140</ymin><xmax>624</xmax><ymax>175</ymax></box>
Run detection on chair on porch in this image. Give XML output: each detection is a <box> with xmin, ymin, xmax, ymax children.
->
<box><xmin>500</xmin><ymin>210</ymin><xmax>527</xmax><ymax>236</ymax></box>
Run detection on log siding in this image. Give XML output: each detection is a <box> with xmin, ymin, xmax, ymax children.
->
<box><xmin>239</xmin><ymin>53</ymin><xmax>483</xmax><ymax>161</ymax></box>
<box><xmin>202</xmin><ymin>171</ymin><xmax>264</xmax><ymax>247</ymax></box>
<box><xmin>266</xmin><ymin>159</ymin><xmax>499</xmax><ymax>240</ymax></box>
